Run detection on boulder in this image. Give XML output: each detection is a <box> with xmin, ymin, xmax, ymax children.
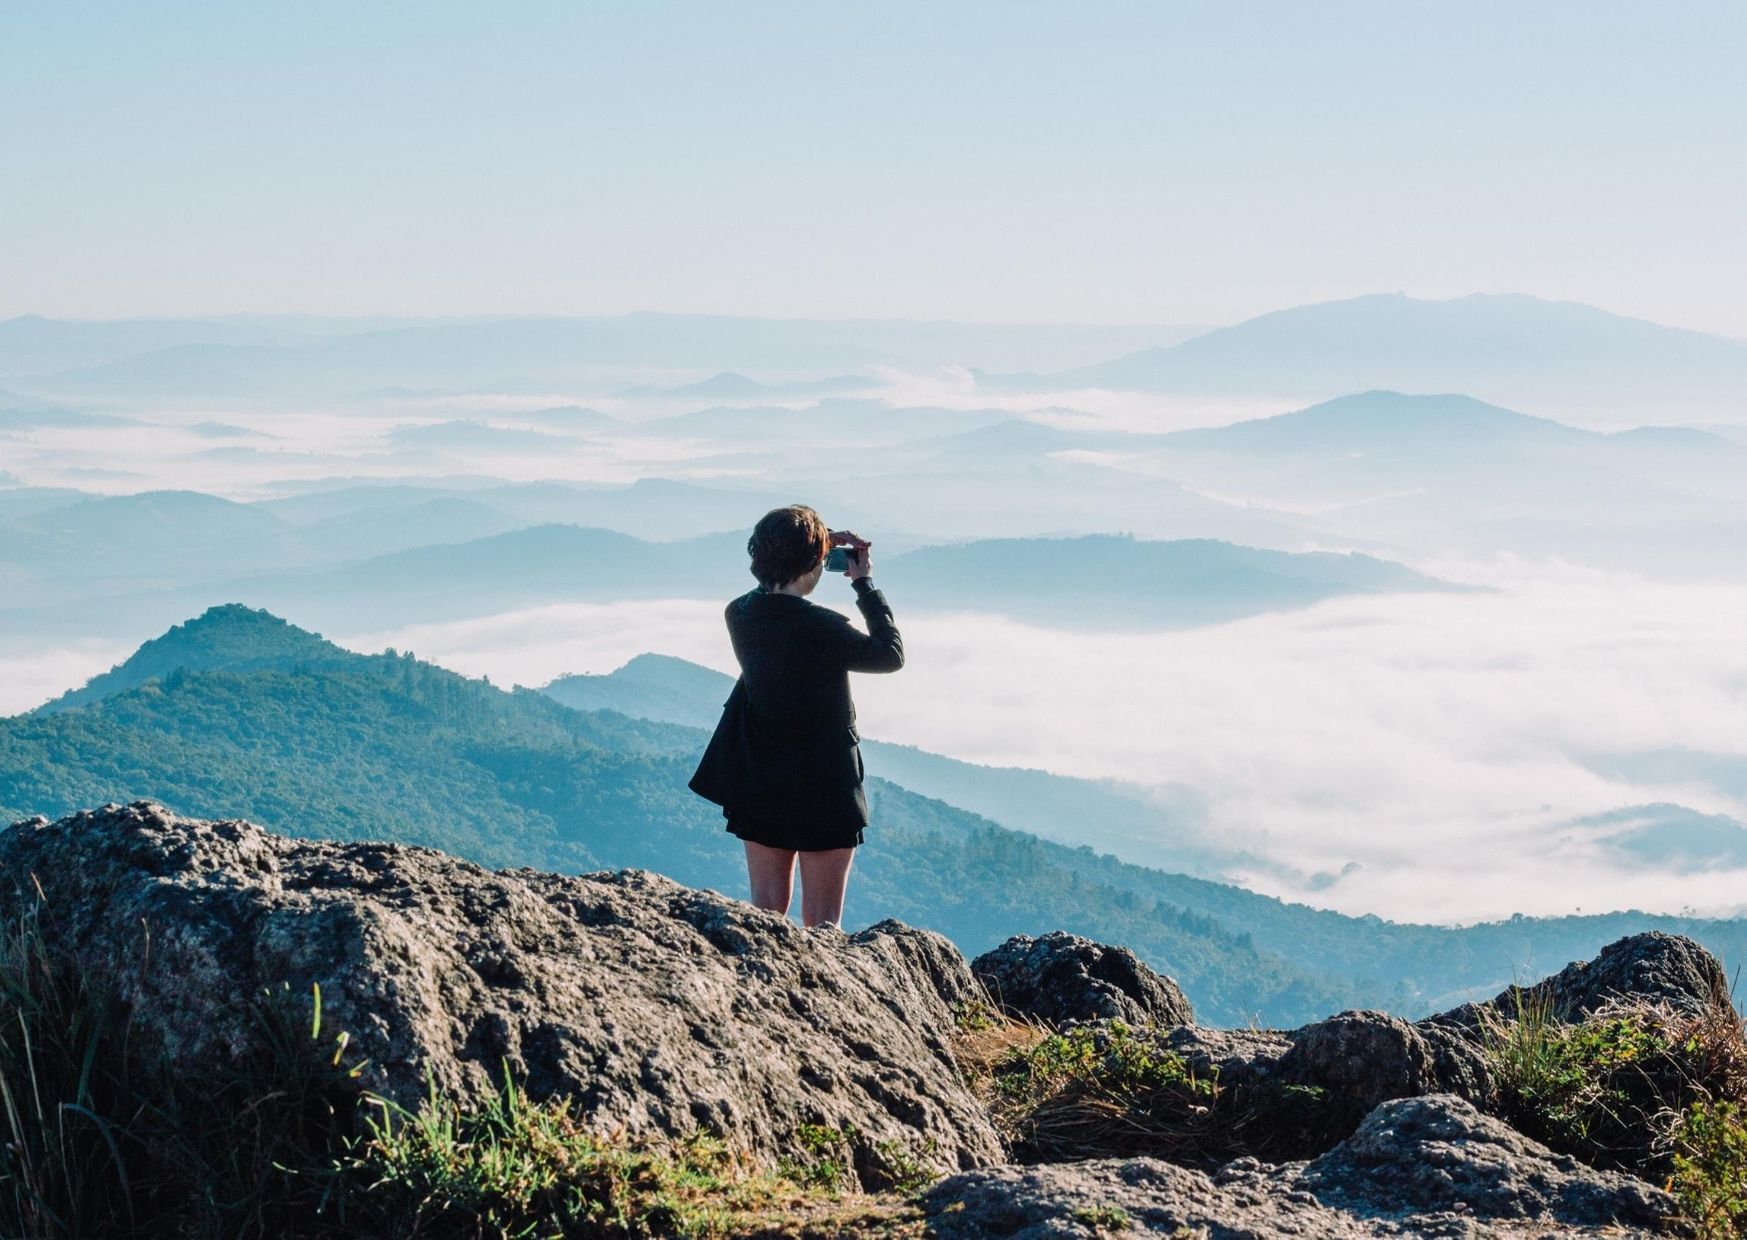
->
<box><xmin>971</xmin><ymin>930</ymin><xmax>1194</xmax><ymax>1027</ymax></box>
<box><xmin>0</xmin><ymin>802</ymin><xmax>1003</xmax><ymax>1187</ymax></box>
<box><xmin>1426</xmin><ymin>931</ymin><xmax>1729</xmax><ymax>1034</ymax></box>
<box><xmin>925</xmin><ymin>1094</ymin><xmax>1690</xmax><ymax>1238</ymax></box>
<box><xmin>1279</xmin><ymin>1010</ymin><xmax>1438</xmax><ymax>1117</ymax></box>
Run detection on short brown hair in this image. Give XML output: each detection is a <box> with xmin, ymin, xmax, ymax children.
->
<box><xmin>748</xmin><ymin>505</ymin><xmax>829</xmax><ymax>588</ymax></box>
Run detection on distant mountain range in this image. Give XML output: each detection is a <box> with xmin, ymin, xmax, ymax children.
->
<box><xmin>1038</xmin><ymin>391</ymin><xmax>1747</xmax><ymax>575</ymax></box>
<box><xmin>0</xmin><ymin>512</ymin><xmax>1454</xmax><ymax>648</ymax></box>
<box><xmin>9</xmin><ymin>602</ymin><xmax>1747</xmax><ymax>1028</ymax></box>
<box><xmin>0</xmin><ymin>313</ymin><xmax>1204</xmax><ymax>400</ymax></box>
<box><xmin>987</xmin><ymin>293</ymin><xmax>1747</xmax><ymax>425</ymax></box>
<box><xmin>7</xmin><ymin>296</ymin><xmax>1743</xmax><ymax>427</ymax></box>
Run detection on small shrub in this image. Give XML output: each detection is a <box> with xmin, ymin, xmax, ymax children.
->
<box><xmin>778</xmin><ymin>1123</ymin><xmax>855</xmax><ymax>1194</ymax></box>
<box><xmin>1482</xmin><ymin>989</ymin><xmax>1677</xmax><ymax>1167</ymax></box>
<box><xmin>1479</xmin><ymin>974</ymin><xmax>1747</xmax><ymax>1239</ymax></box>
<box><xmin>1667</xmin><ymin>1098</ymin><xmax>1747</xmax><ymax>1240</ymax></box>
<box><xmin>867</xmin><ymin>1136</ymin><xmax>938</xmax><ymax>1194</ymax></box>
<box><xmin>1663</xmin><ymin>1103</ymin><xmax>1747</xmax><ymax>1236</ymax></box>
<box><xmin>1069</xmin><ymin>1203</ymin><xmax>1131</xmax><ymax>1231</ymax></box>
<box><xmin>991</xmin><ymin>1021</ymin><xmax>1219</xmax><ymax>1163</ymax></box>
<box><xmin>950</xmin><ymin>998</ymin><xmax>1000</xmax><ymax>1033</ymax></box>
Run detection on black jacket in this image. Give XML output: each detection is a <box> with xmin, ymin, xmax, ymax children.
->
<box><xmin>689</xmin><ymin>577</ymin><xmax>903</xmax><ymax>836</ymax></box>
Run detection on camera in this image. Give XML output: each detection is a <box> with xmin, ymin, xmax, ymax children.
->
<box><xmin>825</xmin><ymin>546</ymin><xmax>852</xmax><ymax>573</ymax></box>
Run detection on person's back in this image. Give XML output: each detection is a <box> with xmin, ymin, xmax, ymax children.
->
<box><xmin>688</xmin><ymin>505</ymin><xmax>902</xmax><ymax>927</ymax></box>
<box><xmin>726</xmin><ymin>582</ymin><xmax>897</xmax><ymax>737</ymax></box>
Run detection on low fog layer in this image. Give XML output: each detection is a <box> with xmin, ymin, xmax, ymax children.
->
<box><xmin>327</xmin><ymin>559</ymin><xmax>1747</xmax><ymax>926</ymax></box>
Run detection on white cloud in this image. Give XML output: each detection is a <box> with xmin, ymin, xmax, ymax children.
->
<box><xmin>0</xmin><ymin>643</ymin><xmax>134</xmax><ymax>717</ymax></box>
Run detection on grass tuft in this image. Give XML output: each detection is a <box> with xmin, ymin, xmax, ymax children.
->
<box><xmin>1479</xmin><ymin>977</ymin><xmax>1747</xmax><ymax>1239</ymax></box>
<box><xmin>987</xmin><ymin>1020</ymin><xmax>1220</xmax><ymax>1164</ymax></box>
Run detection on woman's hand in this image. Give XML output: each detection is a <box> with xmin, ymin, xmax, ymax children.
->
<box><xmin>832</xmin><ymin>529</ymin><xmax>872</xmax><ymax>579</ymax></box>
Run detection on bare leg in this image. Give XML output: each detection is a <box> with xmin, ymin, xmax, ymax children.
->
<box><xmin>798</xmin><ymin>847</ymin><xmax>855</xmax><ymax>927</ymax></box>
<box><xmin>743</xmin><ymin>840</ymin><xmax>797</xmax><ymax>915</ymax></box>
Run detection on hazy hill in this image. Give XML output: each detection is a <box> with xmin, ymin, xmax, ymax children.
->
<box><xmin>1102</xmin><ymin>392</ymin><xmax>1747</xmax><ymax>568</ymax></box>
<box><xmin>509</xmin><ymin>405</ymin><xmax>620</xmax><ymax>431</ymax></box>
<box><xmin>262</xmin><ymin>524</ymin><xmax>747</xmax><ymax>620</ymax></box>
<box><xmin>0</xmin><ymin>404</ymin><xmax>144</xmax><ymax>430</ymax></box>
<box><xmin>0</xmin><ymin>489</ymin><xmax>314</xmax><ymax>596</ymax></box>
<box><xmin>1576</xmin><ymin>803</ymin><xmax>1747</xmax><ymax>874</ymax></box>
<box><xmin>0</xmin><ymin>314</ymin><xmax>330</xmax><ymax>375</ymax></box>
<box><xmin>543</xmin><ymin>653</ymin><xmax>735</xmax><ymax>729</ymax></box>
<box><xmin>617</xmin><ymin>372</ymin><xmax>884</xmax><ymax>400</ymax></box>
<box><xmin>285</xmin><ymin>495</ymin><xmax>530</xmax><ymax>561</ymax></box>
<box><xmin>643</xmin><ymin>399</ymin><xmax>1008</xmax><ymax>445</ymax></box>
<box><xmin>881</xmin><ymin>534</ymin><xmax>1459</xmax><ymax>627</ymax></box>
<box><xmin>0</xmin><ymin>508</ymin><xmax>1443</xmax><ymax>648</ymax></box>
<box><xmin>1005</xmin><ymin>294</ymin><xmax>1747</xmax><ymax>425</ymax></box>
<box><xmin>257</xmin><ymin>477</ymin><xmax>808</xmax><ymax>543</ymax></box>
<box><xmin>1156</xmin><ymin>390</ymin><xmax>1588</xmax><ymax>455</ymax></box>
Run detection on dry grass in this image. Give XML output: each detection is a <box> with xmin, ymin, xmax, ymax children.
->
<box><xmin>951</xmin><ymin>1011</ymin><xmax>1051</xmax><ymax>1100</ymax></box>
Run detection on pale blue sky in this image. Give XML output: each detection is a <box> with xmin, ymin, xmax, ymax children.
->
<box><xmin>3</xmin><ymin>2</ymin><xmax>1744</xmax><ymax>333</ymax></box>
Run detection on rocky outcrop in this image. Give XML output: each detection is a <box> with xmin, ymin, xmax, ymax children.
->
<box><xmin>0</xmin><ymin>802</ymin><xmax>1002</xmax><ymax>1187</ymax></box>
<box><xmin>972</xmin><ymin>930</ymin><xmax>1195</xmax><ymax>1027</ymax></box>
<box><xmin>0</xmin><ymin>802</ymin><xmax>1725</xmax><ymax>1234</ymax></box>
<box><xmin>926</xmin><ymin>1094</ymin><xmax>1691</xmax><ymax>1238</ymax></box>
<box><xmin>1426</xmin><ymin>931</ymin><xmax>1730</xmax><ymax>1034</ymax></box>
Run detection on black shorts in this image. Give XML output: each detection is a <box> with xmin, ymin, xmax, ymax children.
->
<box><xmin>724</xmin><ymin>808</ymin><xmax>863</xmax><ymax>852</ymax></box>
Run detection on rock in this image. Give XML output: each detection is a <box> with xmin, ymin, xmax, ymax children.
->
<box><xmin>0</xmin><ymin>802</ymin><xmax>1003</xmax><ymax>1187</ymax></box>
<box><xmin>1279</xmin><ymin>1010</ymin><xmax>1438</xmax><ymax>1117</ymax></box>
<box><xmin>1413</xmin><ymin>1019</ymin><xmax>1497</xmax><ymax>1108</ymax></box>
<box><xmin>925</xmin><ymin>1094</ymin><xmax>1690</xmax><ymax>1238</ymax></box>
<box><xmin>972</xmin><ymin>931</ymin><xmax>1194</xmax><ymax>1027</ymax></box>
<box><xmin>928</xmin><ymin>1156</ymin><xmax>1358</xmax><ymax>1239</ymax></box>
<box><xmin>1297</xmin><ymin>1093</ymin><xmax>1689</xmax><ymax>1234</ymax></box>
<box><xmin>1426</xmin><ymin>932</ymin><xmax>1729</xmax><ymax>1035</ymax></box>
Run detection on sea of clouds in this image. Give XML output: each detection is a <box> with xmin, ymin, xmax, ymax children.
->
<box><xmin>330</xmin><ymin>557</ymin><xmax>1747</xmax><ymax>926</ymax></box>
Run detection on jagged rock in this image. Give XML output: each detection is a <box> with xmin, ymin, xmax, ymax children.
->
<box><xmin>1425</xmin><ymin>931</ymin><xmax>1730</xmax><ymax>1035</ymax></box>
<box><xmin>926</xmin><ymin>1094</ymin><xmax>1690</xmax><ymax>1238</ymax></box>
<box><xmin>972</xmin><ymin>931</ymin><xmax>1194</xmax><ymax>1027</ymax></box>
<box><xmin>0</xmin><ymin>802</ymin><xmax>1003</xmax><ymax>1187</ymax></box>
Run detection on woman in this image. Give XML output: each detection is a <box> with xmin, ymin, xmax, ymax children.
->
<box><xmin>688</xmin><ymin>505</ymin><xmax>903</xmax><ymax>928</ymax></box>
